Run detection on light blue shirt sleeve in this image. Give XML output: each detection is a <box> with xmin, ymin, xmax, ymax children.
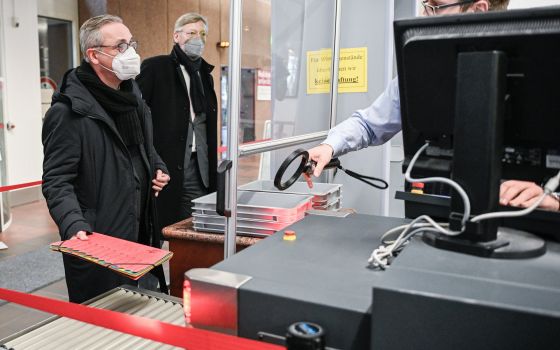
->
<box><xmin>323</xmin><ymin>77</ymin><xmax>402</xmax><ymax>157</ymax></box>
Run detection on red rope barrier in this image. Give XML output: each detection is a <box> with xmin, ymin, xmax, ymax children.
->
<box><xmin>0</xmin><ymin>180</ymin><xmax>42</xmax><ymax>193</ymax></box>
<box><xmin>0</xmin><ymin>288</ymin><xmax>283</xmax><ymax>350</ymax></box>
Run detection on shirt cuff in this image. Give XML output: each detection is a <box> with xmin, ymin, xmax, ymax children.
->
<box><xmin>322</xmin><ymin>134</ymin><xmax>346</xmax><ymax>158</ymax></box>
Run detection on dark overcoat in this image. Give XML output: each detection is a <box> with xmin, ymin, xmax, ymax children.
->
<box><xmin>136</xmin><ymin>50</ymin><xmax>218</xmax><ymax>228</ymax></box>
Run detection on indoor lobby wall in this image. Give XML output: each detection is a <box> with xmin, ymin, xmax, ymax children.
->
<box><xmin>78</xmin><ymin>0</ymin><xmax>272</xmax><ymax>148</ymax></box>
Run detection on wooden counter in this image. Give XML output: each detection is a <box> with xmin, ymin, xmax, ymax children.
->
<box><xmin>162</xmin><ymin>218</ymin><xmax>262</xmax><ymax>297</ymax></box>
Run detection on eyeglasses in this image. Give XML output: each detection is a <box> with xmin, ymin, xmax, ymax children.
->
<box><xmin>96</xmin><ymin>40</ymin><xmax>138</xmax><ymax>53</ymax></box>
<box><xmin>177</xmin><ymin>30</ymin><xmax>207</xmax><ymax>39</ymax></box>
<box><xmin>421</xmin><ymin>0</ymin><xmax>476</xmax><ymax>16</ymax></box>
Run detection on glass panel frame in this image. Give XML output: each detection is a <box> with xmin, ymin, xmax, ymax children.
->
<box><xmin>0</xmin><ymin>9</ymin><xmax>11</xmax><ymax>230</ymax></box>
<box><xmin>223</xmin><ymin>0</ymin><xmax>342</xmax><ymax>256</ymax></box>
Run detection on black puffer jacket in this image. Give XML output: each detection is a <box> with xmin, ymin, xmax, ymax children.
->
<box><xmin>42</xmin><ymin>68</ymin><xmax>168</xmax><ymax>302</ymax></box>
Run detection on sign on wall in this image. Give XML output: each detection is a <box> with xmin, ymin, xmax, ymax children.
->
<box><xmin>256</xmin><ymin>69</ymin><xmax>271</xmax><ymax>101</ymax></box>
<box><xmin>306</xmin><ymin>47</ymin><xmax>368</xmax><ymax>94</ymax></box>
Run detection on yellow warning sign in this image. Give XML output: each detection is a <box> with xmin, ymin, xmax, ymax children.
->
<box><xmin>307</xmin><ymin>47</ymin><xmax>368</xmax><ymax>94</ymax></box>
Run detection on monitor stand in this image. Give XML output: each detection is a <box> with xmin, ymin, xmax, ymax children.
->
<box><xmin>422</xmin><ymin>51</ymin><xmax>545</xmax><ymax>259</ymax></box>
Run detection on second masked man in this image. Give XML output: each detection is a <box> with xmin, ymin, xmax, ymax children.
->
<box><xmin>137</xmin><ymin>12</ymin><xmax>218</xmax><ymax>227</ymax></box>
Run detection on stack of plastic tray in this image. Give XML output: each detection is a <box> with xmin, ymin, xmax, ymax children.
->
<box><xmin>192</xmin><ymin>190</ymin><xmax>313</xmax><ymax>237</ymax></box>
<box><xmin>239</xmin><ymin>180</ymin><xmax>342</xmax><ymax>210</ymax></box>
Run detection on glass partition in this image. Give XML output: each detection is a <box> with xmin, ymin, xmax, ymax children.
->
<box><xmin>223</xmin><ymin>0</ymin><xmax>400</xmax><ymax>252</ymax></box>
<box><xmin>222</xmin><ymin>0</ymin><xmax>337</xmax><ymax>185</ymax></box>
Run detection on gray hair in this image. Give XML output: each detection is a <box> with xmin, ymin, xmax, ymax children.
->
<box><xmin>174</xmin><ymin>13</ymin><xmax>208</xmax><ymax>33</ymax></box>
<box><xmin>80</xmin><ymin>15</ymin><xmax>123</xmax><ymax>62</ymax></box>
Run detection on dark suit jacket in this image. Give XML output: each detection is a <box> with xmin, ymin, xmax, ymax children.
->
<box><xmin>137</xmin><ymin>50</ymin><xmax>218</xmax><ymax>228</ymax></box>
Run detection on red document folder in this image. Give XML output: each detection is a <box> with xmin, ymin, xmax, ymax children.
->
<box><xmin>50</xmin><ymin>233</ymin><xmax>173</xmax><ymax>280</ymax></box>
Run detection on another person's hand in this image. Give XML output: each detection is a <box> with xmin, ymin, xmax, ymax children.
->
<box><xmin>71</xmin><ymin>230</ymin><xmax>89</xmax><ymax>240</ymax></box>
<box><xmin>500</xmin><ymin>180</ymin><xmax>559</xmax><ymax>211</ymax></box>
<box><xmin>152</xmin><ymin>169</ymin><xmax>170</xmax><ymax>197</ymax></box>
<box><xmin>308</xmin><ymin>144</ymin><xmax>334</xmax><ymax>177</ymax></box>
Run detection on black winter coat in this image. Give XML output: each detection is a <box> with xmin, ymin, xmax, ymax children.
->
<box><xmin>136</xmin><ymin>50</ymin><xmax>218</xmax><ymax>228</ymax></box>
<box><xmin>42</xmin><ymin>68</ymin><xmax>168</xmax><ymax>303</ymax></box>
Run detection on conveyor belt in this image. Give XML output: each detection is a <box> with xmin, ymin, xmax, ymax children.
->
<box><xmin>0</xmin><ymin>287</ymin><xmax>184</xmax><ymax>350</ymax></box>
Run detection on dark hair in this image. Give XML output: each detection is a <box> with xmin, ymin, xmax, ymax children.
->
<box><xmin>461</xmin><ymin>0</ymin><xmax>509</xmax><ymax>11</ymax></box>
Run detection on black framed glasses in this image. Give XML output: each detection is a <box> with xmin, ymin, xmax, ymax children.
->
<box><xmin>421</xmin><ymin>0</ymin><xmax>476</xmax><ymax>16</ymax></box>
<box><xmin>96</xmin><ymin>40</ymin><xmax>138</xmax><ymax>53</ymax></box>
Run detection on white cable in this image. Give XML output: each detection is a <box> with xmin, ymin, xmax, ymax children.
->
<box><xmin>368</xmin><ymin>142</ymin><xmax>472</xmax><ymax>269</ymax></box>
<box><xmin>381</xmin><ymin>222</ymin><xmax>449</xmax><ymax>244</ymax></box>
<box><xmin>370</xmin><ymin>148</ymin><xmax>560</xmax><ymax>270</ymax></box>
<box><xmin>470</xmin><ymin>193</ymin><xmax>546</xmax><ymax>222</ymax></box>
<box><xmin>369</xmin><ymin>216</ymin><xmax>452</xmax><ymax>269</ymax></box>
<box><xmin>404</xmin><ymin>143</ymin><xmax>471</xmax><ymax>228</ymax></box>
<box><xmin>471</xmin><ymin>170</ymin><xmax>560</xmax><ymax>222</ymax></box>
<box><xmin>369</xmin><ymin>225</ymin><xmax>442</xmax><ymax>269</ymax></box>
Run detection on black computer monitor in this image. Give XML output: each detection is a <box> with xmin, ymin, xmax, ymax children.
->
<box><xmin>394</xmin><ymin>7</ymin><xmax>560</xmax><ymax>258</ymax></box>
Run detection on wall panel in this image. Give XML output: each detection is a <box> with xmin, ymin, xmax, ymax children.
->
<box><xmin>77</xmin><ymin>0</ymin><xmax>274</xmax><ymax>160</ymax></box>
<box><xmin>118</xmin><ymin>0</ymin><xmax>168</xmax><ymax>59</ymax></box>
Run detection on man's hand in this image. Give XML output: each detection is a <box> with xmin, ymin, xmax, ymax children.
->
<box><xmin>152</xmin><ymin>169</ymin><xmax>170</xmax><ymax>197</ymax></box>
<box><xmin>500</xmin><ymin>180</ymin><xmax>559</xmax><ymax>211</ymax></box>
<box><xmin>308</xmin><ymin>144</ymin><xmax>334</xmax><ymax>177</ymax></box>
<box><xmin>71</xmin><ymin>230</ymin><xmax>89</xmax><ymax>240</ymax></box>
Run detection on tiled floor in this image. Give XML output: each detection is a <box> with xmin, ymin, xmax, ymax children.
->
<box><xmin>0</xmin><ymin>200</ymin><xmax>67</xmax><ymax>340</ymax></box>
<box><xmin>0</xmin><ymin>201</ymin><xmax>60</xmax><ymax>260</ymax></box>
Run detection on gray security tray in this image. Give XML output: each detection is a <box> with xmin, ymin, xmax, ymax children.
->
<box><xmin>192</xmin><ymin>208</ymin><xmax>304</xmax><ymax>223</ymax></box>
<box><xmin>313</xmin><ymin>197</ymin><xmax>342</xmax><ymax>211</ymax></box>
<box><xmin>192</xmin><ymin>212</ymin><xmax>296</xmax><ymax>230</ymax></box>
<box><xmin>239</xmin><ymin>180</ymin><xmax>341</xmax><ymax>204</ymax></box>
<box><xmin>193</xmin><ymin>222</ymin><xmax>276</xmax><ymax>237</ymax></box>
<box><xmin>192</xmin><ymin>190</ymin><xmax>313</xmax><ymax>217</ymax></box>
<box><xmin>192</xmin><ymin>213</ymin><xmax>292</xmax><ymax>230</ymax></box>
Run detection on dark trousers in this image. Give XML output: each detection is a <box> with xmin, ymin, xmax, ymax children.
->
<box><xmin>63</xmin><ymin>254</ymin><xmax>131</xmax><ymax>303</ymax></box>
<box><xmin>179</xmin><ymin>153</ymin><xmax>208</xmax><ymax>218</ymax></box>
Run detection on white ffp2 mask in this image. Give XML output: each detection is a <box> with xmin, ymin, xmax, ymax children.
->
<box><xmin>96</xmin><ymin>47</ymin><xmax>141</xmax><ymax>81</ymax></box>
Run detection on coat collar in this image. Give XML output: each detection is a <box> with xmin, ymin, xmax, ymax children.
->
<box><xmin>52</xmin><ymin>68</ymin><xmax>144</xmax><ymax>146</ymax></box>
<box><xmin>53</xmin><ymin>69</ymin><xmax>112</xmax><ymax>122</ymax></box>
<box><xmin>53</xmin><ymin>68</ymin><xmax>143</xmax><ymax>123</ymax></box>
<box><xmin>170</xmin><ymin>47</ymin><xmax>215</xmax><ymax>74</ymax></box>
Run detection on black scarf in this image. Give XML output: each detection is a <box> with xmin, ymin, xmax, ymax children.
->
<box><xmin>173</xmin><ymin>44</ymin><xmax>207</xmax><ymax>115</ymax></box>
<box><xmin>75</xmin><ymin>61</ymin><xmax>144</xmax><ymax>146</ymax></box>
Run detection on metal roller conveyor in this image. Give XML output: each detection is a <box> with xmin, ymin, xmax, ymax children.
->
<box><xmin>23</xmin><ymin>290</ymin><xmax>147</xmax><ymax>350</ymax></box>
<box><xmin>69</xmin><ymin>294</ymin><xmax>154</xmax><ymax>350</ymax></box>
<box><xmin>96</xmin><ymin>301</ymin><xmax>183</xmax><ymax>350</ymax></box>
<box><xmin>14</xmin><ymin>289</ymin><xmax>151</xmax><ymax>350</ymax></box>
<box><xmin>4</xmin><ymin>289</ymin><xmax>131</xmax><ymax>349</ymax></box>
<box><xmin>0</xmin><ymin>286</ymin><xmax>184</xmax><ymax>350</ymax></box>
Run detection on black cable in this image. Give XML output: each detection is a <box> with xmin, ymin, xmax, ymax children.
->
<box><xmin>336</xmin><ymin>165</ymin><xmax>389</xmax><ymax>189</ymax></box>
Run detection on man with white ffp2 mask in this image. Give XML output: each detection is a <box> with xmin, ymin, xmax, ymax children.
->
<box><xmin>137</xmin><ymin>13</ymin><xmax>218</xmax><ymax>227</ymax></box>
<box><xmin>42</xmin><ymin>15</ymin><xmax>170</xmax><ymax>303</ymax></box>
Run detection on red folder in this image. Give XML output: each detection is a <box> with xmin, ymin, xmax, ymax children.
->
<box><xmin>50</xmin><ymin>233</ymin><xmax>173</xmax><ymax>280</ymax></box>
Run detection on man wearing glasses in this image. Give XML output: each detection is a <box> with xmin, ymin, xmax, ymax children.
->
<box><xmin>137</xmin><ymin>13</ymin><xmax>218</xmax><ymax>228</ymax></box>
<box><xmin>307</xmin><ymin>0</ymin><xmax>509</xmax><ymax>176</ymax></box>
<box><xmin>42</xmin><ymin>15</ymin><xmax>170</xmax><ymax>303</ymax></box>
